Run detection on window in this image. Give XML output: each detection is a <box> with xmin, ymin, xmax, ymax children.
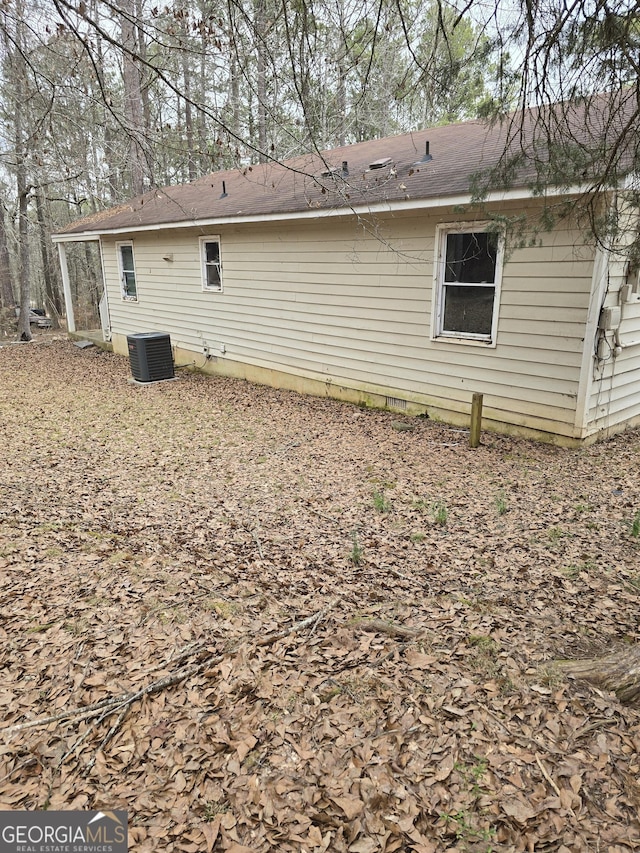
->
<box><xmin>117</xmin><ymin>242</ymin><xmax>137</xmax><ymax>301</ymax></box>
<box><xmin>200</xmin><ymin>237</ymin><xmax>222</xmax><ymax>291</ymax></box>
<box><xmin>433</xmin><ymin>225</ymin><xmax>503</xmax><ymax>344</ymax></box>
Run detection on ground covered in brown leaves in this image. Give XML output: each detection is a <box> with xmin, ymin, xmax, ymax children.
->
<box><xmin>1</xmin><ymin>338</ymin><xmax>640</xmax><ymax>853</ymax></box>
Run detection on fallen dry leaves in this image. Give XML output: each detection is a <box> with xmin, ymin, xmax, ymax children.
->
<box><xmin>0</xmin><ymin>338</ymin><xmax>639</xmax><ymax>852</ymax></box>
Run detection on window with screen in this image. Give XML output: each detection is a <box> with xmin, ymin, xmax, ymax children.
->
<box><xmin>117</xmin><ymin>242</ymin><xmax>137</xmax><ymax>301</ymax></box>
<box><xmin>433</xmin><ymin>226</ymin><xmax>503</xmax><ymax>344</ymax></box>
<box><xmin>200</xmin><ymin>237</ymin><xmax>223</xmax><ymax>292</ymax></box>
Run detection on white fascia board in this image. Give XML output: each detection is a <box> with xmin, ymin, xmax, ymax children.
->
<box><xmin>52</xmin><ymin>233</ymin><xmax>102</xmax><ymax>243</ymax></box>
<box><xmin>51</xmin><ymin>183</ymin><xmax>591</xmax><ymax>242</ymax></box>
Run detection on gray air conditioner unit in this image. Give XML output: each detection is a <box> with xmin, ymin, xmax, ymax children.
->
<box><xmin>127</xmin><ymin>332</ymin><xmax>174</xmax><ymax>382</ymax></box>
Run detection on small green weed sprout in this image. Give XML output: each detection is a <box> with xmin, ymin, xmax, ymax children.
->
<box><xmin>350</xmin><ymin>533</ymin><xmax>364</xmax><ymax>565</ymax></box>
<box><xmin>560</xmin><ymin>564</ymin><xmax>581</xmax><ymax>580</ymax></box>
<box><xmin>203</xmin><ymin>801</ymin><xmax>228</xmax><ymax>821</ymax></box>
<box><xmin>470</xmin><ymin>756</ymin><xmax>488</xmax><ymax>784</ymax></box>
<box><xmin>372</xmin><ymin>490</ymin><xmax>391</xmax><ymax>513</ymax></box>
<box><xmin>467</xmin><ymin>634</ymin><xmax>500</xmax><ymax>678</ymax></box>
<box><xmin>439</xmin><ymin>809</ymin><xmax>496</xmax><ymax>848</ymax></box>
<box><xmin>535</xmin><ymin>662</ymin><xmax>563</xmax><ymax>689</ymax></box>
<box><xmin>495</xmin><ymin>490</ymin><xmax>508</xmax><ymax>516</ymax></box>
<box><xmin>547</xmin><ymin>526</ymin><xmax>567</xmax><ymax>545</ymax></box>
<box><xmin>432</xmin><ymin>501</ymin><xmax>447</xmax><ymax>526</ymax></box>
<box><xmin>631</xmin><ymin>510</ymin><xmax>640</xmax><ymax>538</ymax></box>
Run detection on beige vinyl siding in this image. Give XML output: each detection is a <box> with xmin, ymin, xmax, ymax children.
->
<box><xmin>584</xmin><ymin>211</ymin><xmax>640</xmax><ymax>437</ymax></box>
<box><xmin>586</xmin><ymin>306</ymin><xmax>640</xmax><ymax>433</ymax></box>
<box><xmin>101</xmin><ymin>204</ymin><xmax>593</xmax><ymax>438</ymax></box>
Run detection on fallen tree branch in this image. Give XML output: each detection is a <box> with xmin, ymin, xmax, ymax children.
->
<box><xmin>4</xmin><ymin>696</ymin><xmax>128</xmax><ymax>735</ymax></box>
<box><xmin>3</xmin><ymin>600</ymin><xmax>341</xmax><ymax>739</ymax></box>
<box><xmin>84</xmin><ymin>704</ymin><xmax>131</xmax><ymax>775</ymax></box>
<box><xmin>557</xmin><ymin>643</ymin><xmax>640</xmax><ymax>705</ymax></box>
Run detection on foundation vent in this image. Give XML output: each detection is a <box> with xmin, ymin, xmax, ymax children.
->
<box><xmin>386</xmin><ymin>396</ymin><xmax>407</xmax><ymax>410</ymax></box>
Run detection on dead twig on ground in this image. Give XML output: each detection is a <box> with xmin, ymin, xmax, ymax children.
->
<box><xmin>348</xmin><ymin>616</ymin><xmax>421</xmax><ymax>639</ymax></box>
<box><xmin>4</xmin><ymin>697</ymin><xmax>127</xmax><ymax>735</ymax></box>
<box><xmin>244</xmin><ymin>523</ymin><xmax>265</xmax><ymax>559</ymax></box>
<box><xmin>84</xmin><ymin>704</ymin><xmax>132</xmax><ymax>775</ymax></box>
<box><xmin>535</xmin><ymin>753</ymin><xmax>562</xmax><ymax>799</ymax></box>
<box><xmin>2</xmin><ymin>600</ymin><xmax>341</xmax><ymax>763</ymax></box>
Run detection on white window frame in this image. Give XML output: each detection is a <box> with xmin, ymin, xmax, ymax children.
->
<box><xmin>200</xmin><ymin>236</ymin><xmax>223</xmax><ymax>292</ymax></box>
<box><xmin>431</xmin><ymin>222</ymin><xmax>504</xmax><ymax>347</ymax></box>
<box><xmin>117</xmin><ymin>241</ymin><xmax>138</xmax><ymax>302</ymax></box>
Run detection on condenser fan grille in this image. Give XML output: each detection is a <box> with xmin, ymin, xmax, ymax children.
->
<box><xmin>127</xmin><ymin>332</ymin><xmax>174</xmax><ymax>382</ymax></box>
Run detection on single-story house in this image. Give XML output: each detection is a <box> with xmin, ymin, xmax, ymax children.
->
<box><xmin>52</xmin><ymin>100</ymin><xmax>639</xmax><ymax>445</ymax></box>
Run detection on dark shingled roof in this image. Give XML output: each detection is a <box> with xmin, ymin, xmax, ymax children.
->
<box><xmin>56</xmin><ymin>94</ymin><xmax>632</xmax><ymax>237</ymax></box>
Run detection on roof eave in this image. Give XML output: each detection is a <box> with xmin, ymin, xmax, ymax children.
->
<box><xmin>51</xmin><ymin>183</ymin><xmax>594</xmax><ymax>242</ymax></box>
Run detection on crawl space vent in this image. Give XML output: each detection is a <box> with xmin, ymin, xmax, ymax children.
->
<box><xmin>386</xmin><ymin>396</ymin><xmax>407</xmax><ymax>410</ymax></box>
<box><xmin>127</xmin><ymin>332</ymin><xmax>174</xmax><ymax>382</ymax></box>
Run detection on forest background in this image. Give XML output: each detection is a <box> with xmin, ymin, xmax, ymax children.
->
<box><xmin>0</xmin><ymin>0</ymin><xmax>638</xmax><ymax>339</ymax></box>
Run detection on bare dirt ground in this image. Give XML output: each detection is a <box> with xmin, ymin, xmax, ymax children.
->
<box><xmin>1</xmin><ymin>337</ymin><xmax>639</xmax><ymax>852</ymax></box>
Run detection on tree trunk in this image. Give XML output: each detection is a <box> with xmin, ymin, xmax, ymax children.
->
<box><xmin>0</xmin><ymin>204</ymin><xmax>15</xmax><ymax>338</ymax></box>
<box><xmin>120</xmin><ymin>0</ymin><xmax>149</xmax><ymax>195</ymax></box>
<box><xmin>254</xmin><ymin>0</ymin><xmax>268</xmax><ymax>162</ymax></box>
<box><xmin>179</xmin><ymin>12</ymin><xmax>196</xmax><ymax>182</ymax></box>
<box><xmin>35</xmin><ymin>187</ymin><xmax>61</xmax><ymax>327</ymax></box>
<box><xmin>91</xmin><ymin>0</ymin><xmax>119</xmax><ymax>202</ymax></box>
<box><xmin>0</xmin><ymin>205</ymin><xmax>15</xmax><ymax>311</ymax></box>
<box><xmin>16</xmin><ymin>183</ymin><xmax>31</xmax><ymax>342</ymax></box>
<box><xmin>135</xmin><ymin>0</ymin><xmax>152</xmax><ymax>157</ymax></box>
<box><xmin>229</xmin><ymin>32</ymin><xmax>241</xmax><ymax>154</ymax></box>
<box><xmin>197</xmin><ymin>21</ymin><xmax>209</xmax><ymax>172</ymax></box>
<box><xmin>12</xmin><ymin>5</ymin><xmax>31</xmax><ymax>342</ymax></box>
<box><xmin>558</xmin><ymin>645</ymin><xmax>640</xmax><ymax>705</ymax></box>
<box><xmin>335</xmin><ymin>1</ymin><xmax>347</xmax><ymax>147</ymax></box>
